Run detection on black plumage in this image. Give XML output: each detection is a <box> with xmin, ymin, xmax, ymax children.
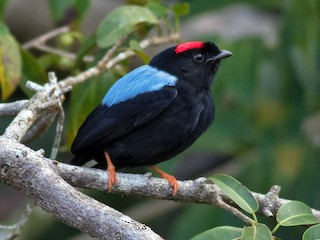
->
<box><xmin>71</xmin><ymin>41</ymin><xmax>232</xmax><ymax>194</ymax></box>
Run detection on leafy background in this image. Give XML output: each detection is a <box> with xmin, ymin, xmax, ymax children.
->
<box><xmin>0</xmin><ymin>0</ymin><xmax>319</xmax><ymax>239</ymax></box>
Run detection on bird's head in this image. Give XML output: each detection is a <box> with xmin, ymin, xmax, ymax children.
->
<box><xmin>149</xmin><ymin>41</ymin><xmax>232</xmax><ymax>89</ymax></box>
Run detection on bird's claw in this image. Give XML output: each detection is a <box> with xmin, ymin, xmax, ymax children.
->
<box><xmin>107</xmin><ymin>165</ymin><xmax>118</xmax><ymax>192</ymax></box>
<box><xmin>150</xmin><ymin>165</ymin><xmax>179</xmax><ymax>196</ymax></box>
<box><xmin>166</xmin><ymin>175</ymin><xmax>178</xmax><ymax>196</ymax></box>
<box><xmin>157</xmin><ymin>171</ymin><xmax>178</xmax><ymax>195</ymax></box>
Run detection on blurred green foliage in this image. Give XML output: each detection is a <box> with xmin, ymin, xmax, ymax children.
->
<box><xmin>0</xmin><ymin>0</ymin><xmax>319</xmax><ymax>239</ymax></box>
<box><xmin>0</xmin><ymin>22</ymin><xmax>21</xmax><ymax>100</ymax></box>
<box><xmin>171</xmin><ymin>0</ymin><xmax>320</xmax><ymax>239</ymax></box>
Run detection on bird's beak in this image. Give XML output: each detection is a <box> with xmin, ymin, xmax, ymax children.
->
<box><xmin>206</xmin><ymin>50</ymin><xmax>232</xmax><ymax>62</ymax></box>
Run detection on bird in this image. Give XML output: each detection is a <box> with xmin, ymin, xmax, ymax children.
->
<box><xmin>70</xmin><ymin>41</ymin><xmax>232</xmax><ymax>195</ymax></box>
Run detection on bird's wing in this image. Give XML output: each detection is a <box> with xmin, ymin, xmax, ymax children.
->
<box><xmin>102</xmin><ymin>65</ymin><xmax>177</xmax><ymax>107</ymax></box>
<box><xmin>71</xmin><ymin>87</ymin><xmax>178</xmax><ymax>154</ymax></box>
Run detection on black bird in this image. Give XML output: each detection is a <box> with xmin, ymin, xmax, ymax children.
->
<box><xmin>71</xmin><ymin>41</ymin><xmax>232</xmax><ymax>195</ymax></box>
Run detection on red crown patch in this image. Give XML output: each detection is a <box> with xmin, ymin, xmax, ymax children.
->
<box><xmin>175</xmin><ymin>41</ymin><xmax>205</xmax><ymax>54</ymax></box>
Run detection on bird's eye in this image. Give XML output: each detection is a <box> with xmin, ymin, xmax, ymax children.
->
<box><xmin>193</xmin><ymin>53</ymin><xmax>204</xmax><ymax>63</ymax></box>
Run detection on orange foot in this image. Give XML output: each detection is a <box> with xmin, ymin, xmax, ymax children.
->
<box><xmin>150</xmin><ymin>165</ymin><xmax>178</xmax><ymax>196</ymax></box>
<box><xmin>104</xmin><ymin>152</ymin><xmax>118</xmax><ymax>192</ymax></box>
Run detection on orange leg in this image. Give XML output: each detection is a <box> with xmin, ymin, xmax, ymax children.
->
<box><xmin>104</xmin><ymin>151</ymin><xmax>118</xmax><ymax>192</ymax></box>
<box><xmin>150</xmin><ymin>165</ymin><xmax>178</xmax><ymax>196</ymax></box>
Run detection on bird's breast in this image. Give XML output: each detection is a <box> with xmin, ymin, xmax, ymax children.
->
<box><xmin>163</xmin><ymin>87</ymin><xmax>214</xmax><ymax>144</ymax></box>
<box><xmin>183</xmin><ymin>89</ymin><xmax>214</xmax><ymax>137</ymax></box>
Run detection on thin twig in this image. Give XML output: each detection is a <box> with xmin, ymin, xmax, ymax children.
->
<box><xmin>23</xmin><ymin>26</ymin><xmax>71</xmax><ymax>49</ymax></box>
<box><xmin>216</xmin><ymin>196</ymin><xmax>254</xmax><ymax>224</ymax></box>
<box><xmin>3</xmin><ymin>81</ymin><xmax>62</xmax><ymax>142</ymax></box>
<box><xmin>0</xmin><ymin>204</ymin><xmax>33</xmax><ymax>240</ymax></box>
<box><xmin>105</xmin><ymin>32</ymin><xmax>180</xmax><ymax>69</ymax></box>
<box><xmin>57</xmin><ymin>35</ymin><xmax>130</xmax><ymax>89</ymax></box>
<box><xmin>21</xmin><ymin>111</ymin><xmax>58</xmax><ymax>143</ymax></box>
<box><xmin>22</xmin><ymin>25</ymin><xmax>93</xmax><ymax>62</ymax></box>
<box><xmin>35</xmin><ymin>44</ymin><xmax>93</xmax><ymax>62</ymax></box>
<box><xmin>50</xmin><ymin>100</ymin><xmax>65</xmax><ymax>159</ymax></box>
<box><xmin>26</xmin><ymin>81</ymin><xmax>44</xmax><ymax>92</ymax></box>
<box><xmin>44</xmin><ymin>72</ymin><xmax>65</xmax><ymax>160</ymax></box>
<box><xmin>97</xmin><ymin>35</ymin><xmax>129</xmax><ymax>70</ymax></box>
<box><xmin>0</xmin><ymin>100</ymin><xmax>29</xmax><ymax>117</ymax></box>
<box><xmin>58</xmin><ymin>32</ymin><xmax>180</xmax><ymax>90</ymax></box>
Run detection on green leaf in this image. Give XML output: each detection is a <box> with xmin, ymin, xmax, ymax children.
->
<box><xmin>0</xmin><ymin>22</ymin><xmax>21</xmax><ymax>100</ymax></box>
<box><xmin>129</xmin><ymin>39</ymin><xmax>143</xmax><ymax>52</ymax></box>
<box><xmin>96</xmin><ymin>5</ymin><xmax>158</xmax><ymax>48</ymax></box>
<box><xmin>242</xmin><ymin>224</ymin><xmax>273</xmax><ymax>240</ymax></box>
<box><xmin>210</xmin><ymin>174</ymin><xmax>258</xmax><ymax>214</ymax></box>
<box><xmin>48</xmin><ymin>0</ymin><xmax>90</xmax><ymax>23</ymax></box>
<box><xmin>276</xmin><ymin>201</ymin><xmax>319</xmax><ymax>226</ymax></box>
<box><xmin>191</xmin><ymin>226</ymin><xmax>242</xmax><ymax>240</ymax></box>
<box><xmin>73</xmin><ymin>0</ymin><xmax>90</xmax><ymax>21</ymax></box>
<box><xmin>37</xmin><ymin>53</ymin><xmax>60</xmax><ymax>71</ymax></box>
<box><xmin>147</xmin><ymin>2</ymin><xmax>170</xmax><ymax>19</ymax></box>
<box><xmin>302</xmin><ymin>224</ymin><xmax>320</xmax><ymax>240</ymax></box>
<box><xmin>48</xmin><ymin>0</ymin><xmax>72</xmax><ymax>22</ymax></box>
<box><xmin>19</xmin><ymin>49</ymin><xmax>47</xmax><ymax>98</ymax></box>
<box><xmin>172</xmin><ymin>3</ymin><xmax>190</xmax><ymax>16</ymax></box>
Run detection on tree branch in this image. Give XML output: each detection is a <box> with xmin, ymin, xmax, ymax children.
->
<box><xmin>0</xmin><ymin>100</ymin><xmax>29</xmax><ymax>117</ymax></box>
<box><xmin>2</xmin><ymin>84</ymin><xmax>61</xmax><ymax>142</ymax></box>
<box><xmin>22</xmin><ymin>25</ymin><xmax>93</xmax><ymax>62</ymax></box>
<box><xmin>21</xmin><ymin>110</ymin><xmax>57</xmax><ymax>143</ymax></box>
<box><xmin>58</xmin><ymin>32</ymin><xmax>180</xmax><ymax>90</ymax></box>
<box><xmin>0</xmin><ymin>204</ymin><xmax>33</xmax><ymax>240</ymax></box>
<box><xmin>23</xmin><ymin>26</ymin><xmax>71</xmax><ymax>49</ymax></box>
<box><xmin>53</xmin><ymin>161</ymin><xmax>320</xmax><ymax>221</ymax></box>
<box><xmin>0</xmin><ymin>138</ymin><xmax>163</xmax><ymax>240</ymax></box>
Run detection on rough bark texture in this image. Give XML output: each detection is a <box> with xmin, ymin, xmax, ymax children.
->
<box><xmin>0</xmin><ymin>138</ymin><xmax>163</xmax><ymax>240</ymax></box>
<box><xmin>55</xmin><ymin>160</ymin><xmax>320</xmax><ymax>220</ymax></box>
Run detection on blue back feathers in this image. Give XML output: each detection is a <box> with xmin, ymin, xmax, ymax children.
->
<box><xmin>102</xmin><ymin>65</ymin><xmax>177</xmax><ymax>107</ymax></box>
